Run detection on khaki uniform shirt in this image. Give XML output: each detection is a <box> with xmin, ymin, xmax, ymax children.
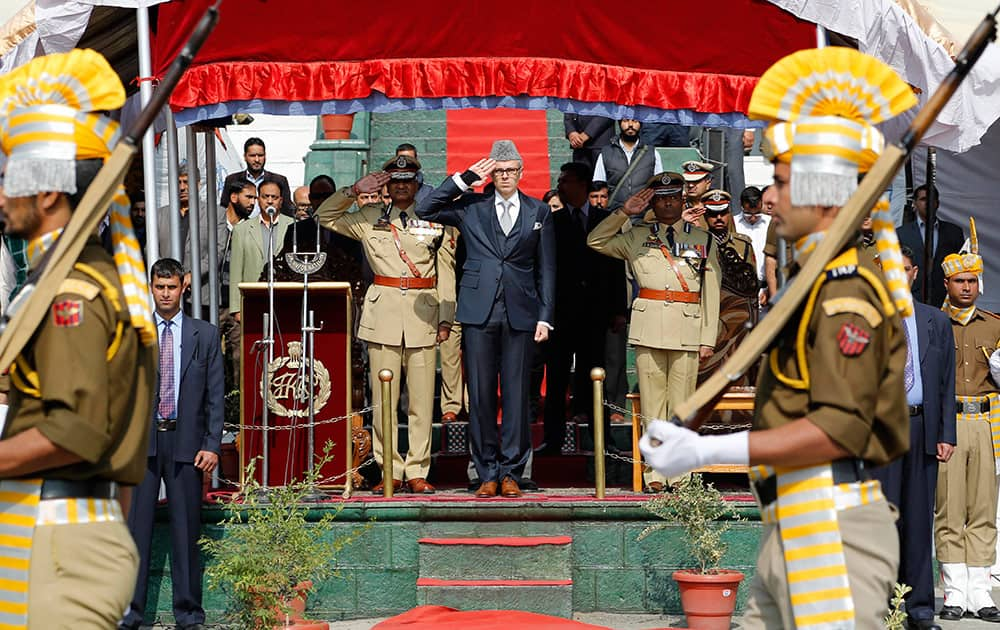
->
<box><xmin>317</xmin><ymin>189</ymin><xmax>455</xmax><ymax>348</ymax></box>
<box><xmin>588</xmin><ymin>210</ymin><xmax>721</xmax><ymax>351</ymax></box>
<box><xmin>953</xmin><ymin>309</ymin><xmax>1000</xmax><ymax>398</ymax></box>
<box><xmin>753</xmin><ymin>246</ymin><xmax>909</xmax><ymax>466</ymax></box>
<box><xmin>5</xmin><ymin>238</ymin><xmax>156</xmax><ymax>484</ymax></box>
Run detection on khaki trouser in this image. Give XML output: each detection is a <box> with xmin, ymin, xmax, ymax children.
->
<box><xmin>368</xmin><ymin>342</ymin><xmax>436</xmax><ymax>481</ymax></box>
<box><xmin>438</xmin><ymin>322</ymin><xmax>465</xmax><ymax>416</ymax></box>
<box><xmin>936</xmin><ymin>418</ymin><xmax>999</xmax><ymax>565</ymax></box>
<box><xmin>28</xmin><ymin>520</ymin><xmax>138</xmax><ymax>628</ymax></box>
<box><xmin>742</xmin><ymin>499</ymin><xmax>899</xmax><ymax>629</ymax></box>
<box><xmin>635</xmin><ymin>345</ymin><xmax>698</xmax><ymax>486</ymax></box>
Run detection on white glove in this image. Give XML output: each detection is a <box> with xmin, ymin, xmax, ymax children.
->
<box><xmin>639</xmin><ymin>420</ymin><xmax>750</xmax><ymax>479</ymax></box>
<box><xmin>990</xmin><ymin>348</ymin><xmax>1000</xmax><ymax>386</ymax></box>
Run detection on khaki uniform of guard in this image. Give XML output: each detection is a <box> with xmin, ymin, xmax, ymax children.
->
<box><xmin>742</xmin><ymin>245</ymin><xmax>909</xmax><ymax>628</ymax></box>
<box><xmin>316</xmin><ymin>190</ymin><xmax>455</xmax><ymax>482</ymax></box>
<box><xmin>6</xmin><ymin>238</ymin><xmax>156</xmax><ymax>627</ymax></box>
<box><xmin>588</xmin><ymin>210</ymin><xmax>720</xmax><ymax>487</ymax></box>
<box><xmin>437</xmin><ymin>227</ymin><xmax>466</xmax><ymax>419</ymax></box>
<box><xmin>936</xmin><ymin>311</ymin><xmax>1000</xmax><ymax>569</ymax></box>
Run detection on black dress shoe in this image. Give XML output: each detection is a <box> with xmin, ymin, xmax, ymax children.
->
<box><xmin>975</xmin><ymin>606</ymin><xmax>1000</xmax><ymax>622</ymax></box>
<box><xmin>939</xmin><ymin>605</ymin><xmax>964</xmax><ymax>621</ymax></box>
<box><xmin>906</xmin><ymin>617</ymin><xmax>942</xmax><ymax>630</ymax></box>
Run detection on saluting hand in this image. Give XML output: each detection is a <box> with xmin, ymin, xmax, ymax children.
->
<box><xmin>194</xmin><ymin>450</ymin><xmax>219</xmax><ymax>473</ymax></box>
<box><xmin>621</xmin><ymin>189</ymin><xmax>654</xmax><ymax>216</ymax></box>
<box><xmin>682</xmin><ymin>206</ymin><xmax>705</xmax><ymax>225</ymax></box>
<box><xmin>468</xmin><ymin>158</ymin><xmax>496</xmax><ymax>187</ymax></box>
<box><xmin>354</xmin><ymin>172</ymin><xmax>391</xmax><ymax>194</ymax></box>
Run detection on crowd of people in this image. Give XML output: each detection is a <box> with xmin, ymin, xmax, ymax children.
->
<box><xmin>3</xmin><ymin>44</ymin><xmax>1000</xmax><ymax>629</ymax></box>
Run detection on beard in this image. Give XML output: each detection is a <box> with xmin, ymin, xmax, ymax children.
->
<box><xmin>621</xmin><ymin>128</ymin><xmax>639</xmax><ymax>142</ymax></box>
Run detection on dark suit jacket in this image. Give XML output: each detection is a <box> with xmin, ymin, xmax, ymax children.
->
<box><xmin>552</xmin><ymin>203</ymin><xmax>626</xmax><ymax>325</ymax></box>
<box><xmin>913</xmin><ymin>302</ymin><xmax>957</xmax><ymax>454</ymax></box>
<box><xmin>150</xmin><ymin>315</ymin><xmax>225</xmax><ymax>462</ymax></box>
<box><xmin>563</xmin><ymin>115</ymin><xmax>614</xmax><ymax>151</ymax></box>
<box><xmin>897</xmin><ymin>219</ymin><xmax>965</xmax><ymax>306</ymax></box>
<box><xmin>220</xmin><ymin>169</ymin><xmax>295</xmax><ymax>216</ymax></box>
<box><xmin>416</xmin><ymin>177</ymin><xmax>555</xmax><ymax>331</ymax></box>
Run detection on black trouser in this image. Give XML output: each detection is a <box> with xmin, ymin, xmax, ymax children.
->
<box><xmin>542</xmin><ymin>315</ymin><xmax>607</xmax><ymax>447</ymax></box>
<box><xmin>871</xmin><ymin>412</ymin><xmax>938</xmax><ymax>621</ymax></box>
<box><xmin>464</xmin><ymin>297</ymin><xmax>533</xmax><ymax>483</ymax></box>
<box><xmin>123</xmin><ymin>430</ymin><xmax>205</xmax><ymax>628</ymax></box>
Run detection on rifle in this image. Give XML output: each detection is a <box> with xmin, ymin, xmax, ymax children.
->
<box><xmin>0</xmin><ymin>3</ymin><xmax>220</xmax><ymax>369</ymax></box>
<box><xmin>673</xmin><ymin>4</ymin><xmax>1000</xmax><ymax>429</ymax></box>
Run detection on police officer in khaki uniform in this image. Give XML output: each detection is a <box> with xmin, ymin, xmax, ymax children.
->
<box><xmin>699</xmin><ymin>190</ymin><xmax>758</xmax><ymax>385</ymax></box>
<box><xmin>0</xmin><ymin>49</ymin><xmax>157</xmax><ymax>628</ymax></box>
<box><xmin>680</xmin><ymin>160</ymin><xmax>715</xmax><ymax>225</ymax></box>
<box><xmin>639</xmin><ymin>47</ymin><xmax>916</xmax><ymax>628</ymax></box>
<box><xmin>437</xmin><ymin>227</ymin><xmax>466</xmax><ymax>423</ymax></box>
<box><xmin>936</xmin><ymin>238</ymin><xmax>1000</xmax><ymax>621</ymax></box>
<box><xmin>315</xmin><ymin>157</ymin><xmax>456</xmax><ymax>494</ymax></box>
<box><xmin>588</xmin><ymin>172</ymin><xmax>721</xmax><ymax>492</ymax></box>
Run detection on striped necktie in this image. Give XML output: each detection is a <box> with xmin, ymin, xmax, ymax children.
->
<box><xmin>158</xmin><ymin>320</ymin><xmax>176</xmax><ymax>418</ymax></box>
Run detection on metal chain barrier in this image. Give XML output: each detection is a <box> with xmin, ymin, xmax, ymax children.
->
<box><xmin>223</xmin><ymin>404</ymin><xmax>379</xmax><ymax>433</ymax></box>
<box><xmin>603</xmin><ymin>400</ymin><xmax>751</xmax><ymax>433</ymax></box>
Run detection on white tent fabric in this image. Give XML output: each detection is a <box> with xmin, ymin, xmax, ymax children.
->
<box><xmin>768</xmin><ymin>0</ymin><xmax>1000</xmax><ymax>153</ymax></box>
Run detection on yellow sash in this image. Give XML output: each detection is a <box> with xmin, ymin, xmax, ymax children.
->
<box><xmin>750</xmin><ymin>464</ymin><xmax>862</xmax><ymax>628</ymax></box>
<box><xmin>0</xmin><ymin>479</ymin><xmax>43</xmax><ymax>630</ymax></box>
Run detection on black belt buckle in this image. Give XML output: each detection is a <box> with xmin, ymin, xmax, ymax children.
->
<box><xmin>156</xmin><ymin>418</ymin><xmax>177</xmax><ymax>432</ymax></box>
<box><xmin>908</xmin><ymin>404</ymin><xmax>923</xmax><ymax>416</ymax></box>
<box><xmin>40</xmin><ymin>479</ymin><xmax>118</xmax><ymax>500</ymax></box>
<box><xmin>753</xmin><ymin>459</ymin><xmax>868</xmax><ymax>507</ymax></box>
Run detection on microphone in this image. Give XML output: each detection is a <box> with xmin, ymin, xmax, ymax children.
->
<box><xmin>265</xmin><ymin>205</ymin><xmax>277</xmax><ymax>218</ymax></box>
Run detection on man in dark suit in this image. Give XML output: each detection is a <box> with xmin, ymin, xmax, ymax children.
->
<box><xmin>564</xmin><ymin>114</ymin><xmax>614</xmax><ymax>171</ymax></box>
<box><xmin>417</xmin><ymin>140</ymin><xmax>555</xmax><ymax>498</ymax></box>
<box><xmin>871</xmin><ymin>245</ymin><xmax>956</xmax><ymax>630</ymax></box>
<box><xmin>897</xmin><ymin>184</ymin><xmax>964</xmax><ymax>306</ymax></box>
<box><xmin>536</xmin><ymin>164</ymin><xmax>626</xmax><ymax>454</ymax></box>
<box><xmin>219</xmin><ymin>137</ymin><xmax>295</xmax><ymax>216</ymax></box>
<box><xmin>121</xmin><ymin>258</ymin><xmax>225</xmax><ymax>630</ymax></box>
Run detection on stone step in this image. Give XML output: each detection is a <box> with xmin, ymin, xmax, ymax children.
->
<box><xmin>416</xmin><ymin>579</ymin><xmax>574</xmax><ymax>619</ymax></box>
<box><xmin>418</xmin><ymin>535</ymin><xmax>572</xmax><ymax>581</ymax></box>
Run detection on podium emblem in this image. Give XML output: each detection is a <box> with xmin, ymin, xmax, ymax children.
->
<box><xmin>264</xmin><ymin>341</ymin><xmax>332</xmax><ymax>417</ymax></box>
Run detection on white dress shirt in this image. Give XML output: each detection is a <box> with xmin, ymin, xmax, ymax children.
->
<box><xmin>495</xmin><ymin>190</ymin><xmax>521</xmax><ymax>233</ymax></box>
<box><xmin>734</xmin><ymin>213</ymin><xmax>771</xmax><ymax>281</ymax></box>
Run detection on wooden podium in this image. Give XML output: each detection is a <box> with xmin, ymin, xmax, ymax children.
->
<box><xmin>239</xmin><ymin>282</ymin><xmax>353</xmax><ymax>489</ymax></box>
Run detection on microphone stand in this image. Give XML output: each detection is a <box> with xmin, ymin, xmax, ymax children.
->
<box><xmin>260</xmin><ymin>206</ymin><xmax>278</xmax><ymax>489</ymax></box>
<box><xmin>285</xmin><ymin>217</ymin><xmax>326</xmax><ymax>493</ymax></box>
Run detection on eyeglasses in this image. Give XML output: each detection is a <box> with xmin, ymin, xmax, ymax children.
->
<box><xmin>493</xmin><ymin>168</ymin><xmax>522</xmax><ymax>178</ymax></box>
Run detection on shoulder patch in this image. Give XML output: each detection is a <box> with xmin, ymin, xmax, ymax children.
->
<box><xmin>837</xmin><ymin>322</ymin><xmax>871</xmax><ymax>356</ymax></box>
<box><xmin>52</xmin><ymin>299</ymin><xmax>83</xmax><ymax>327</ymax></box>
<box><xmin>57</xmin><ymin>278</ymin><xmax>100</xmax><ymax>301</ymax></box>
<box><xmin>821</xmin><ymin>297</ymin><xmax>883</xmax><ymax>328</ymax></box>
<box><xmin>825</xmin><ymin>265</ymin><xmax>858</xmax><ymax>280</ymax></box>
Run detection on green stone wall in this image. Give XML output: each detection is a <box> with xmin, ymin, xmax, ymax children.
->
<box><xmin>142</xmin><ymin>503</ymin><xmax>761</xmax><ymax>624</ymax></box>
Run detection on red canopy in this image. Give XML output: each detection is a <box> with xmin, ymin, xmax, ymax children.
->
<box><xmin>153</xmin><ymin>0</ymin><xmax>815</xmax><ymax>124</ymax></box>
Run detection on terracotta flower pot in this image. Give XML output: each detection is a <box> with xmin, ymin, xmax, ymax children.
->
<box><xmin>672</xmin><ymin>569</ymin><xmax>744</xmax><ymax>630</ymax></box>
<box><xmin>320</xmin><ymin>114</ymin><xmax>354</xmax><ymax>139</ymax></box>
<box><xmin>250</xmin><ymin>580</ymin><xmax>329</xmax><ymax>630</ymax></box>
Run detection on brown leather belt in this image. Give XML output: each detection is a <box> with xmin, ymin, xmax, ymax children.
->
<box><xmin>637</xmin><ymin>288</ymin><xmax>700</xmax><ymax>304</ymax></box>
<box><xmin>373</xmin><ymin>275</ymin><xmax>436</xmax><ymax>290</ymax></box>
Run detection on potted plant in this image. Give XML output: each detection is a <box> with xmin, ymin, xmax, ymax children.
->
<box><xmin>639</xmin><ymin>474</ymin><xmax>744</xmax><ymax>629</ymax></box>
<box><xmin>200</xmin><ymin>444</ymin><xmax>367</xmax><ymax>629</ymax></box>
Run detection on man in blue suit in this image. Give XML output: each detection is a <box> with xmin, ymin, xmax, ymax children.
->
<box><xmin>872</xmin><ymin>245</ymin><xmax>956</xmax><ymax>630</ymax></box>
<box><xmin>417</xmin><ymin>140</ymin><xmax>555</xmax><ymax>498</ymax></box>
<box><xmin>896</xmin><ymin>184</ymin><xmax>965</xmax><ymax>306</ymax></box>
<box><xmin>121</xmin><ymin>258</ymin><xmax>225</xmax><ymax>630</ymax></box>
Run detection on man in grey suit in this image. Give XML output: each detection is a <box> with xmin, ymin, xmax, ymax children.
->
<box><xmin>417</xmin><ymin>140</ymin><xmax>555</xmax><ymax>498</ymax></box>
<box><xmin>228</xmin><ymin>180</ymin><xmax>293</xmax><ymax>320</ymax></box>
<box><xmin>121</xmin><ymin>258</ymin><xmax>225</xmax><ymax>630</ymax></box>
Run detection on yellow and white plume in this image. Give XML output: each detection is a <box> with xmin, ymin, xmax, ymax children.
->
<box><xmin>0</xmin><ymin>49</ymin><xmax>155</xmax><ymax>345</ymax></box>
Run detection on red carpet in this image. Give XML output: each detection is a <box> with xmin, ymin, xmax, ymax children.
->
<box><xmin>445</xmin><ymin>109</ymin><xmax>551</xmax><ymax>199</ymax></box>
<box><xmin>373</xmin><ymin>606</ymin><xmax>610</xmax><ymax>629</ymax></box>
